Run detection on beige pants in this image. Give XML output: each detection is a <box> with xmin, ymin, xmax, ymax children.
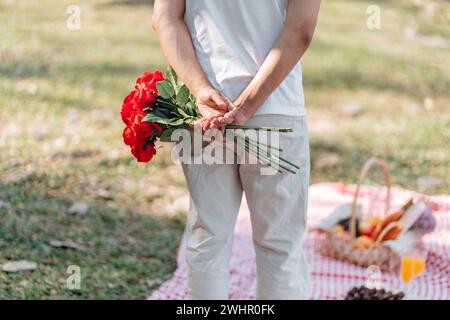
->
<box><xmin>182</xmin><ymin>114</ymin><xmax>310</xmax><ymax>299</ymax></box>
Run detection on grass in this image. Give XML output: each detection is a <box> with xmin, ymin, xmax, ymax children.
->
<box><xmin>0</xmin><ymin>0</ymin><xmax>449</xmax><ymax>299</ymax></box>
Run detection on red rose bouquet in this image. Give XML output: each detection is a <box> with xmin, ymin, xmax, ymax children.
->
<box><xmin>120</xmin><ymin>67</ymin><xmax>300</xmax><ymax>173</ymax></box>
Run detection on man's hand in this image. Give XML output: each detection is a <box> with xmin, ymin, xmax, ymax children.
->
<box><xmin>217</xmin><ymin>107</ymin><xmax>250</xmax><ymax>126</ymax></box>
<box><xmin>202</xmin><ymin>97</ymin><xmax>251</xmax><ymax>129</ymax></box>
<box><xmin>196</xmin><ymin>87</ymin><xmax>235</xmax><ymax>131</ymax></box>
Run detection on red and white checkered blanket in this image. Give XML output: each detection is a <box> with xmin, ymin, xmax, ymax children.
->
<box><xmin>148</xmin><ymin>183</ymin><xmax>450</xmax><ymax>300</ymax></box>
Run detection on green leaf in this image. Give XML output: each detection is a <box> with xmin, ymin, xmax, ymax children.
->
<box><xmin>143</xmin><ymin>113</ymin><xmax>186</xmax><ymax>127</ymax></box>
<box><xmin>170</xmin><ymin>118</ymin><xmax>185</xmax><ymax>126</ymax></box>
<box><xmin>170</xmin><ymin>110</ymin><xmax>182</xmax><ymax>117</ymax></box>
<box><xmin>176</xmin><ymin>85</ymin><xmax>190</xmax><ymax>106</ymax></box>
<box><xmin>142</xmin><ymin>114</ymin><xmax>155</xmax><ymax>122</ymax></box>
<box><xmin>185</xmin><ymin>118</ymin><xmax>197</xmax><ymax>125</ymax></box>
<box><xmin>185</xmin><ymin>101</ymin><xmax>197</xmax><ymax>117</ymax></box>
<box><xmin>156</xmin><ymin>80</ymin><xmax>175</xmax><ymax>99</ymax></box>
<box><xmin>143</xmin><ymin>114</ymin><xmax>175</xmax><ymax>125</ymax></box>
<box><xmin>152</xmin><ymin>108</ymin><xmax>171</xmax><ymax>118</ymax></box>
<box><xmin>189</xmin><ymin>94</ymin><xmax>197</xmax><ymax>104</ymax></box>
<box><xmin>177</xmin><ymin>107</ymin><xmax>190</xmax><ymax>118</ymax></box>
<box><xmin>165</xmin><ymin>66</ymin><xmax>179</xmax><ymax>93</ymax></box>
<box><xmin>159</xmin><ymin>128</ymin><xmax>176</xmax><ymax>142</ymax></box>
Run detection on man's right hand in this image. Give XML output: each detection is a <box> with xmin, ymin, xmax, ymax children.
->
<box><xmin>196</xmin><ymin>87</ymin><xmax>235</xmax><ymax>131</ymax></box>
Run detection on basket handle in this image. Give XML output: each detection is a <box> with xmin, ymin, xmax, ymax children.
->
<box><xmin>349</xmin><ymin>158</ymin><xmax>392</xmax><ymax>240</ymax></box>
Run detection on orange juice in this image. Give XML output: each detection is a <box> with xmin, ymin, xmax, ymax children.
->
<box><xmin>401</xmin><ymin>256</ymin><xmax>427</xmax><ymax>284</ymax></box>
<box><xmin>401</xmin><ymin>257</ymin><xmax>415</xmax><ymax>284</ymax></box>
<box><xmin>413</xmin><ymin>259</ymin><xmax>426</xmax><ymax>276</ymax></box>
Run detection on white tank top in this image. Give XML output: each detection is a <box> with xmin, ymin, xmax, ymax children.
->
<box><xmin>184</xmin><ymin>0</ymin><xmax>306</xmax><ymax>116</ymax></box>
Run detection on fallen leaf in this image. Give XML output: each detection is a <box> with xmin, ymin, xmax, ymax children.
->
<box><xmin>49</xmin><ymin>240</ymin><xmax>86</xmax><ymax>251</ymax></box>
<box><xmin>2</xmin><ymin>260</ymin><xmax>37</xmax><ymax>272</ymax></box>
<box><xmin>423</xmin><ymin>97</ymin><xmax>434</xmax><ymax>111</ymax></box>
<box><xmin>15</xmin><ymin>80</ymin><xmax>38</xmax><ymax>95</ymax></box>
<box><xmin>52</xmin><ymin>137</ymin><xmax>66</xmax><ymax>148</ymax></box>
<box><xmin>162</xmin><ymin>194</ymin><xmax>189</xmax><ymax>216</ymax></box>
<box><xmin>124</xmin><ymin>255</ymin><xmax>139</xmax><ymax>264</ymax></box>
<box><xmin>145</xmin><ymin>185</ymin><xmax>163</xmax><ymax>200</ymax></box>
<box><xmin>0</xmin><ymin>200</ymin><xmax>11</xmax><ymax>210</ymax></box>
<box><xmin>19</xmin><ymin>280</ymin><xmax>29</xmax><ymax>287</ymax></box>
<box><xmin>9</xmin><ymin>170</ymin><xmax>34</xmax><ymax>183</ymax></box>
<box><xmin>68</xmin><ymin>202</ymin><xmax>90</xmax><ymax>215</ymax></box>
<box><xmin>146</xmin><ymin>279</ymin><xmax>163</xmax><ymax>288</ymax></box>
<box><xmin>107</xmin><ymin>283</ymin><xmax>117</xmax><ymax>289</ymax></box>
<box><xmin>52</xmin><ymin>150</ymin><xmax>98</xmax><ymax>160</ymax></box>
<box><xmin>315</xmin><ymin>153</ymin><xmax>341</xmax><ymax>170</ymax></box>
<box><xmin>89</xmin><ymin>188</ymin><xmax>113</xmax><ymax>200</ymax></box>
<box><xmin>337</xmin><ymin>101</ymin><xmax>363</xmax><ymax>117</ymax></box>
<box><xmin>70</xmin><ymin>150</ymin><xmax>96</xmax><ymax>158</ymax></box>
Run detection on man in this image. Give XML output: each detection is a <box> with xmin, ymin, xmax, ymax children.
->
<box><xmin>152</xmin><ymin>0</ymin><xmax>320</xmax><ymax>299</ymax></box>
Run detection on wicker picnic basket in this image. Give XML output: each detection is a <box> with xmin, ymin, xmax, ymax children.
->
<box><xmin>314</xmin><ymin>158</ymin><xmax>408</xmax><ymax>272</ymax></box>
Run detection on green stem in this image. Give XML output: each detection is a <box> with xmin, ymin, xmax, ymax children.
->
<box><xmin>246</xmin><ymin>143</ymin><xmax>295</xmax><ymax>173</ymax></box>
<box><xmin>233</xmin><ymin>135</ymin><xmax>299</xmax><ymax>172</ymax></box>
<box><xmin>225</xmin><ymin>124</ymin><xmax>293</xmax><ymax>132</ymax></box>
<box><xmin>234</xmin><ymin>138</ymin><xmax>296</xmax><ymax>174</ymax></box>
<box><xmin>229</xmin><ymin>132</ymin><xmax>283</xmax><ymax>152</ymax></box>
<box><xmin>156</xmin><ymin>99</ymin><xmax>178</xmax><ymax>110</ymax></box>
<box><xmin>244</xmin><ymin>142</ymin><xmax>294</xmax><ymax>174</ymax></box>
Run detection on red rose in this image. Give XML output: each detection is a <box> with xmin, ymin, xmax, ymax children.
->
<box><xmin>123</xmin><ymin>109</ymin><xmax>163</xmax><ymax>162</ymax></box>
<box><xmin>136</xmin><ymin>70</ymin><xmax>165</xmax><ymax>89</ymax></box>
<box><xmin>121</xmin><ymin>90</ymin><xmax>138</xmax><ymax>125</ymax></box>
<box><xmin>136</xmin><ymin>71</ymin><xmax>153</xmax><ymax>86</ymax></box>
<box><xmin>153</xmin><ymin>123</ymin><xmax>163</xmax><ymax>133</ymax></box>
<box><xmin>131</xmin><ymin>139</ymin><xmax>157</xmax><ymax>163</ymax></box>
<box><xmin>129</xmin><ymin>110</ymin><xmax>154</xmax><ymax>137</ymax></box>
<box><xmin>122</xmin><ymin>70</ymin><xmax>166</xmax><ymax>163</ymax></box>
<box><xmin>120</xmin><ymin>89</ymin><xmax>157</xmax><ymax>126</ymax></box>
<box><xmin>148</xmin><ymin>70</ymin><xmax>165</xmax><ymax>93</ymax></box>
<box><xmin>123</xmin><ymin>124</ymin><xmax>157</xmax><ymax>163</ymax></box>
<box><xmin>123</xmin><ymin>126</ymin><xmax>136</xmax><ymax>146</ymax></box>
<box><xmin>135</xmin><ymin>70</ymin><xmax>165</xmax><ymax>98</ymax></box>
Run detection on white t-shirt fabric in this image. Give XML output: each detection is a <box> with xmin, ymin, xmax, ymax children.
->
<box><xmin>184</xmin><ymin>0</ymin><xmax>306</xmax><ymax>116</ymax></box>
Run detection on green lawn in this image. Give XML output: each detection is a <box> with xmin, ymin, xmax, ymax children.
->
<box><xmin>0</xmin><ymin>0</ymin><xmax>449</xmax><ymax>299</ymax></box>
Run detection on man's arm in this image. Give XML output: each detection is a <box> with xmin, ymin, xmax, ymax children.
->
<box><xmin>152</xmin><ymin>0</ymin><xmax>234</xmax><ymax>130</ymax></box>
<box><xmin>220</xmin><ymin>0</ymin><xmax>321</xmax><ymax>125</ymax></box>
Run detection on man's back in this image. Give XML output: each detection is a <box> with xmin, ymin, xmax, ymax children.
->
<box><xmin>185</xmin><ymin>0</ymin><xmax>306</xmax><ymax>116</ymax></box>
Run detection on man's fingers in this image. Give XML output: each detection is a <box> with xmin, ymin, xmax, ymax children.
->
<box><xmin>202</xmin><ymin>119</ymin><xmax>210</xmax><ymax>131</ymax></box>
<box><xmin>223</xmin><ymin>95</ymin><xmax>236</xmax><ymax>112</ymax></box>
<box><xmin>218</xmin><ymin>115</ymin><xmax>234</xmax><ymax>125</ymax></box>
<box><xmin>216</xmin><ymin>116</ymin><xmax>226</xmax><ymax>124</ymax></box>
<box><xmin>224</xmin><ymin>110</ymin><xmax>236</xmax><ymax>119</ymax></box>
<box><xmin>216</xmin><ymin>92</ymin><xmax>235</xmax><ymax>112</ymax></box>
<box><xmin>210</xmin><ymin>92</ymin><xmax>228</xmax><ymax>111</ymax></box>
<box><xmin>210</xmin><ymin>118</ymin><xmax>220</xmax><ymax>128</ymax></box>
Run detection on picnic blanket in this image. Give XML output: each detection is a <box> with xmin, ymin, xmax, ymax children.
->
<box><xmin>148</xmin><ymin>183</ymin><xmax>450</xmax><ymax>300</ymax></box>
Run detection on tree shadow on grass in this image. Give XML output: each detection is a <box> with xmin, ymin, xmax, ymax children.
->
<box><xmin>306</xmin><ymin>38</ymin><xmax>450</xmax><ymax>98</ymax></box>
<box><xmin>3</xmin><ymin>57</ymin><xmax>446</xmax><ymax>108</ymax></box>
<box><xmin>0</xmin><ymin>177</ymin><xmax>184</xmax><ymax>299</ymax></box>
<box><xmin>0</xmin><ymin>61</ymin><xmax>164</xmax><ymax>110</ymax></box>
<box><xmin>0</xmin><ymin>61</ymin><xmax>160</xmax><ymax>81</ymax></box>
